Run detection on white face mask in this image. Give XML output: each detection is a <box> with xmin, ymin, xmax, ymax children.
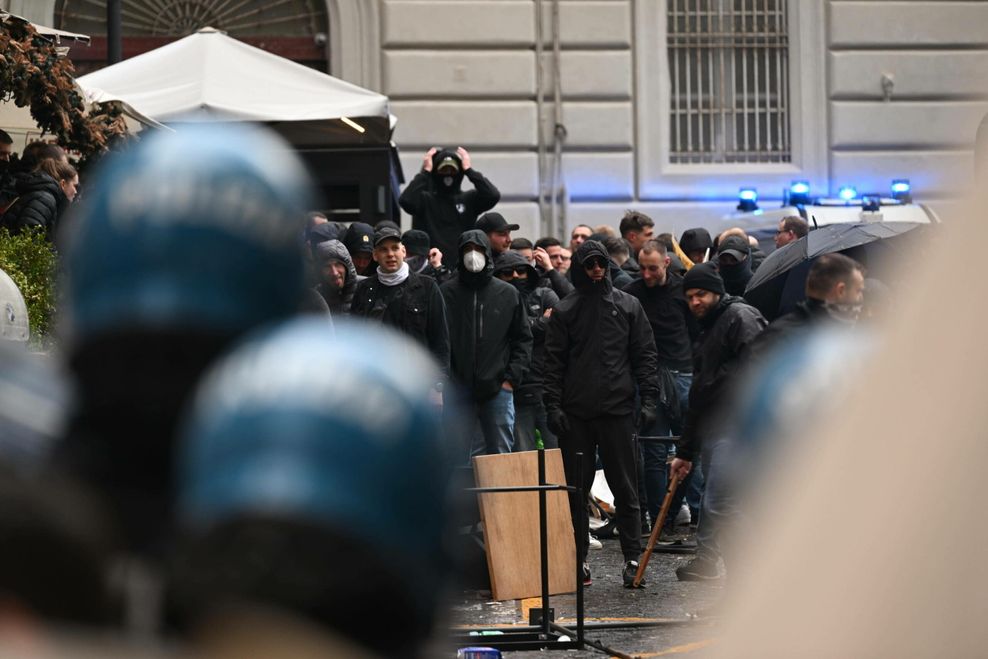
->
<box><xmin>463</xmin><ymin>250</ymin><xmax>486</xmax><ymax>273</ymax></box>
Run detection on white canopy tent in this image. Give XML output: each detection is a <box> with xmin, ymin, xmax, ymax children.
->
<box><xmin>77</xmin><ymin>27</ymin><xmax>392</xmax><ymax>145</ymax></box>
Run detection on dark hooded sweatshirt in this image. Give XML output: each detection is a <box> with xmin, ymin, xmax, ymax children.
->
<box><xmin>677</xmin><ymin>295</ymin><xmax>766</xmax><ymax>462</ymax></box>
<box><xmin>399</xmin><ymin>149</ymin><xmax>500</xmax><ymax>267</ymax></box>
<box><xmin>2</xmin><ymin>170</ymin><xmax>67</xmax><ymax>239</ymax></box>
<box><xmin>543</xmin><ymin>240</ymin><xmax>659</xmax><ymax>420</ymax></box>
<box><xmin>622</xmin><ymin>272</ymin><xmax>697</xmax><ymax>370</ymax></box>
<box><xmin>440</xmin><ymin>230</ymin><xmax>532</xmax><ymax>402</ymax></box>
<box><xmin>313</xmin><ymin>239</ymin><xmax>360</xmax><ymax>315</ymax></box>
<box><xmin>493</xmin><ymin>251</ymin><xmax>559</xmax><ymax>401</ymax></box>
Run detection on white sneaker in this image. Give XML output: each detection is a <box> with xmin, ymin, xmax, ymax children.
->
<box><xmin>588</xmin><ymin>533</ymin><xmax>602</xmax><ymax>550</ymax></box>
<box><xmin>673</xmin><ymin>504</ymin><xmax>691</xmax><ymax>527</ymax></box>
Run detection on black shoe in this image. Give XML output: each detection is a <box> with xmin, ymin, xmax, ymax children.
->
<box><xmin>622</xmin><ymin>560</ymin><xmax>645</xmax><ymax>588</ymax></box>
<box><xmin>675</xmin><ymin>556</ymin><xmax>719</xmax><ymax>581</ymax></box>
<box><xmin>582</xmin><ymin>561</ymin><xmax>592</xmax><ymax>587</ymax></box>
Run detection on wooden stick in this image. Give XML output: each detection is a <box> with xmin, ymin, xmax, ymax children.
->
<box><xmin>634</xmin><ymin>473</ymin><xmax>682</xmax><ymax>587</ymax></box>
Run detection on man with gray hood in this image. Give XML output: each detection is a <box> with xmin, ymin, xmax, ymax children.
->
<box><xmin>313</xmin><ymin>239</ymin><xmax>363</xmax><ymax>315</ymax></box>
<box><xmin>441</xmin><ymin>231</ymin><xmax>532</xmax><ymax>456</ymax></box>
<box><xmin>543</xmin><ymin>239</ymin><xmax>659</xmax><ymax>588</ymax></box>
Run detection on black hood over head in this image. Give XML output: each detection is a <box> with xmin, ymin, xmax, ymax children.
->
<box><xmin>680</xmin><ymin>227</ymin><xmax>713</xmax><ymax>257</ymax></box>
<box><xmin>431</xmin><ymin>148</ymin><xmax>465</xmax><ymax>195</ymax></box>
<box><xmin>571</xmin><ymin>240</ymin><xmax>613</xmax><ymax>294</ymax></box>
<box><xmin>457</xmin><ymin>229</ymin><xmax>494</xmax><ymax>288</ymax></box>
<box><xmin>493</xmin><ymin>250</ymin><xmax>538</xmax><ymax>292</ymax></box>
<box><xmin>717</xmin><ymin>255</ymin><xmax>753</xmax><ymax>296</ymax></box>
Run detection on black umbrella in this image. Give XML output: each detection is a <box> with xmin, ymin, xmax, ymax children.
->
<box><xmin>744</xmin><ymin>222</ymin><xmax>926</xmax><ymax>320</ymax></box>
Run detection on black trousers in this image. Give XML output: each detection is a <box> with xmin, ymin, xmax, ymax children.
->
<box><xmin>560</xmin><ymin>413</ymin><xmax>642</xmax><ymax>561</ymax></box>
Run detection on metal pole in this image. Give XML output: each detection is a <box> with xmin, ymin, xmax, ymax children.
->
<box><xmin>550</xmin><ymin>0</ymin><xmax>564</xmax><ymax>240</ymax></box>
<box><xmin>107</xmin><ymin>0</ymin><xmax>122</xmax><ymax>64</ymax></box>
<box><xmin>535</xmin><ymin>0</ymin><xmax>548</xmax><ymax>234</ymax></box>
<box><xmin>575</xmin><ymin>450</ymin><xmax>585</xmax><ymax>647</ymax></box>
<box><xmin>537</xmin><ymin>446</ymin><xmax>550</xmax><ymax>636</ymax></box>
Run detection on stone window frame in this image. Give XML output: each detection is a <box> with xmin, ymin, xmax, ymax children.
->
<box><xmin>634</xmin><ymin>0</ymin><xmax>828</xmax><ymax>201</ymax></box>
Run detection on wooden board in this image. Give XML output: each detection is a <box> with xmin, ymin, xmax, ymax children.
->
<box><xmin>472</xmin><ymin>450</ymin><xmax>576</xmax><ymax>601</ymax></box>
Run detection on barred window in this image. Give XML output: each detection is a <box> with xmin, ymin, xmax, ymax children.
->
<box><xmin>668</xmin><ymin>0</ymin><xmax>791</xmax><ymax>165</ymax></box>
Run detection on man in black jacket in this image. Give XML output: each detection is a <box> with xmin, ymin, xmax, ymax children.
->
<box><xmin>623</xmin><ymin>240</ymin><xmax>698</xmax><ymax>531</ymax></box>
<box><xmin>493</xmin><ymin>250</ymin><xmax>559</xmax><ymax>451</ymax></box>
<box><xmin>533</xmin><ymin>236</ymin><xmax>575</xmax><ymax>299</ymax></box>
<box><xmin>618</xmin><ymin>210</ymin><xmax>655</xmax><ymax>278</ymax></box>
<box><xmin>544</xmin><ymin>240</ymin><xmax>659</xmax><ymax>587</ymax></box>
<box><xmin>351</xmin><ymin>226</ymin><xmax>451</xmax><ymax>386</ymax></box>
<box><xmin>441</xmin><ymin>231</ymin><xmax>532</xmax><ymax>456</ymax></box>
<box><xmin>399</xmin><ymin>147</ymin><xmax>500</xmax><ymax>267</ymax></box>
<box><xmin>670</xmin><ymin>264</ymin><xmax>766</xmax><ymax>581</ymax></box>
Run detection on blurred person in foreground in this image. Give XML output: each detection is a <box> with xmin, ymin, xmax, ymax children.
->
<box><xmin>441</xmin><ymin>231</ymin><xmax>532</xmax><ymax>456</ymax></box>
<box><xmin>400</xmin><ymin>147</ymin><xmax>500</xmax><ymax>267</ymax></box>
<box><xmin>492</xmin><ymin>250</ymin><xmax>559</xmax><ymax>451</ymax></box>
<box><xmin>543</xmin><ymin>239</ymin><xmax>659</xmax><ymax>588</ymax></box>
<box><xmin>53</xmin><ymin>124</ymin><xmax>314</xmax><ymax>559</ymax></box>
<box><xmin>670</xmin><ymin>263</ymin><xmax>766</xmax><ymax>582</ymax></box>
<box><xmin>170</xmin><ymin>319</ymin><xmax>453</xmax><ymax>659</ymax></box>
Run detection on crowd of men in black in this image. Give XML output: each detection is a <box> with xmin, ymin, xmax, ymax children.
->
<box><xmin>0</xmin><ymin>133</ymin><xmax>874</xmax><ymax>658</ymax></box>
<box><xmin>306</xmin><ymin>147</ymin><xmax>871</xmax><ymax>589</ymax></box>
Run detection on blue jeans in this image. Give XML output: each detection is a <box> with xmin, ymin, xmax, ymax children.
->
<box><xmin>639</xmin><ymin>371</ymin><xmax>693</xmax><ymax>526</ymax></box>
<box><xmin>470</xmin><ymin>388</ymin><xmax>516</xmax><ymax>457</ymax></box>
<box><xmin>513</xmin><ymin>395</ymin><xmax>557</xmax><ymax>452</ymax></box>
<box><xmin>696</xmin><ymin>437</ymin><xmax>739</xmax><ymax>568</ymax></box>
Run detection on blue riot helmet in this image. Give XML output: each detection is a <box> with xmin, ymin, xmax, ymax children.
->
<box><xmin>55</xmin><ymin>123</ymin><xmax>316</xmax><ymax>556</ymax></box>
<box><xmin>61</xmin><ymin>123</ymin><xmax>312</xmax><ymax>344</ymax></box>
<box><xmin>174</xmin><ymin>319</ymin><xmax>452</xmax><ymax>654</ymax></box>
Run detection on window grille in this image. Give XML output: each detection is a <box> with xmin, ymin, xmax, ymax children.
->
<box><xmin>668</xmin><ymin>0</ymin><xmax>791</xmax><ymax>164</ymax></box>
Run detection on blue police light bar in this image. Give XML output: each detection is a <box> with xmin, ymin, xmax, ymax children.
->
<box><xmin>891</xmin><ymin>179</ymin><xmax>910</xmax><ymax>194</ymax></box>
<box><xmin>789</xmin><ymin>180</ymin><xmax>811</xmax><ymax>205</ymax></box>
<box><xmin>838</xmin><ymin>186</ymin><xmax>857</xmax><ymax>202</ymax></box>
<box><xmin>891</xmin><ymin>179</ymin><xmax>912</xmax><ymax>202</ymax></box>
<box><xmin>737</xmin><ymin>187</ymin><xmax>758</xmax><ymax>212</ymax></box>
<box><xmin>790</xmin><ymin>181</ymin><xmax>810</xmax><ymax>195</ymax></box>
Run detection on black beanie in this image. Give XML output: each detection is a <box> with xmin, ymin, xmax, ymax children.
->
<box><xmin>682</xmin><ymin>262</ymin><xmax>725</xmax><ymax>296</ymax></box>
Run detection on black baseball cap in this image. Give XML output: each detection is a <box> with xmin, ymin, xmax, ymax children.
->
<box><xmin>373</xmin><ymin>225</ymin><xmax>402</xmax><ymax>246</ymax></box>
<box><xmin>717</xmin><ymin>235</ymin><xmax>749</xmax><ymax>261</ymax></box>
<box><xmin>477</xmin><ymin>212</ymin><xmax>519</xmax><ymax>233</ymax></box>
<box><xmin>401</xmin><ymin>230</ymin><xmax>430</xmax><ymax>257</ymax></box>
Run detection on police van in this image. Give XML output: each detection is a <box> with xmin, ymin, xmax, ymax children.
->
<box><xmin>723</xmin><ymin>179</ymin><xmax>939</xmax><ymax>254</ymax></box>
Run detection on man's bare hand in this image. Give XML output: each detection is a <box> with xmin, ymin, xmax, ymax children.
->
<box><xmin>428</xmin><ymin>248</ymin><xmax>443</xmax><ymax>268</ymax></box>
<box><xmin>423</xmin><ymin>147</ymin><xmax>438</xmax><ymax>172</ymax></box>
<box><xmin>456</xmin><ymin>146</ymin><xmax>472</xmax><ymax>171</ymax></box>
<box><xmin>670</xmin><ymin>458</ymin><xmax>692</xmax><ymax>481</ymax></box>
<box><xmin>533</xmin><ymin>246</ymin><xmax>553</xmax><ymax>270</ymax></box>
<box><xmin>543</xmin><ymin>308</ymin><xmax>553</xmax><ymax>318</ymax></box>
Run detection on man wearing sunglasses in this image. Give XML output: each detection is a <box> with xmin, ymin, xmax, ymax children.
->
<box><xmin>543</xmin><ymin>240</ymin><xmax>659</xmax><ymax>588</ymax></box>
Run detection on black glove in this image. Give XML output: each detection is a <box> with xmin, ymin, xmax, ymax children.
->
<box><xmin>638</xmin><ymin>404</ymin><xmax>658</xmax><ymax>432</ymax></box>
<box><xmin>547</xmin><ymin>408</ymin><xmax>571</xmax><ymax>437</ymax></box>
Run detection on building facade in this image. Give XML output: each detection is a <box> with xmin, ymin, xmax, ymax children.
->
<box><xmin>7</xmin><ymin>0</ymin><xmax>986</xmax><ymax>238</ymax></box>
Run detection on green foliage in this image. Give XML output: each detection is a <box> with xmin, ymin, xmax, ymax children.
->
<box><xmin>0</xmin><ymin>227</ymin><xmax>56</xmax><ymax>345</ymax></box>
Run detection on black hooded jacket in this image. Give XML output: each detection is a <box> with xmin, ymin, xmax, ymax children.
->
<box><xmin>678</xmin><ymin>295</ymin><xmax>766</xmax><ymax>461</ymax></box>
<box><xmin>440</xmin><ymin>231</ymin><xmax>532</xmax><ymax>402</ymax></box>
<box><xmin>2</xmin><ymin>171</ymin><xmax>67</xmax><ymax>238</ymax></box>
<box><xmin>351</xmin><ymin>268</ymin><xmax>451</xmax><ymax>379</ymax></box>
<box><xmin>493</xmin><ymin>251</ymin><xmax>559</xmax><ymax>401</ymax></box>
<box><xmin>622</xmin><ymin>272</ymin><xmax>697</xmax><ymax>370</ymax></box>
<box><xmin>399</xmin><ymin>149</ymin><xmax>500</xmax><ymax>267</ymax></box>
<box><xmin>543</xmin><ymin>240</ymin><xmax>659</xmax><ymax>420</ymax></box>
